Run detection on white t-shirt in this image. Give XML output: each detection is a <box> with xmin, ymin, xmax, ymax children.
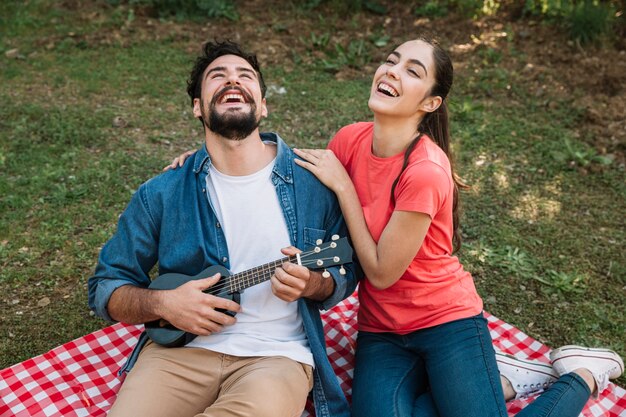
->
<box><xmin>186</xmin><ymin>153</ymin><xmax>314</xmax><ymax>367</ymax></box>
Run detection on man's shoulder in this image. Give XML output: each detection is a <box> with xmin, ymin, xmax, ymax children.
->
<box><xmin>140</xmin><ymin>156</ymin><xmax>199</xmax><ymax>197</ymax></box>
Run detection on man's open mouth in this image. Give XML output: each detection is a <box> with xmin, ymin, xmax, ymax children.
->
<box><xmin>219</xmin><ymin>92</ymin><xmax>247</xmax><ymax>104</ymax></box>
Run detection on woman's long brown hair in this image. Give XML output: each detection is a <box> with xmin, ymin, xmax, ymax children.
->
<box><xmin>389</xmin><ymin>38</ymin><xmax>468</xmax><ymax>253</ymax></box>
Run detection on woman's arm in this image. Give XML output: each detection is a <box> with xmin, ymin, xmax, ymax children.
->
<box><xmin>294</xmin><ymin>148</ymin><xmax>430</xmax><ymax>289</ymax></box>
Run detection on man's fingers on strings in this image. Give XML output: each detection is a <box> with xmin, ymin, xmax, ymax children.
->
<box><xmin>271</xmin><ymin>271</ymin><xmax>291</xmax><ymax>291</ymax></box>
<box><xmin>273</xmin><ymin>267</ymin><xmax>306</xmax><ymax>293</ymax></box>
<box><xmin>280</xmin><ymin>261</ymin><xmax>308</xmax><ymax>280</ymax></box>
<box><xmin>270</xmin><ymin>277</ymin><xmax>298</xmax><ymax>302</ymax></box>
<box><xmin>280</xmin><ymin>245</ymin><xmax>302</xmax><ymax>256</ymax></box>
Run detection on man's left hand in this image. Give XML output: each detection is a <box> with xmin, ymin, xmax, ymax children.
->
<box><xmin>271</xmin><ymin>246</ymin><xmax>333</xmax><ymax>302</ymax></box>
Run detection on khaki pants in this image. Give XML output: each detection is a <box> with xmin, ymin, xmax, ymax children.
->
<box><xmin>108</xmin><ymin>340</ymin><xmax>314</xmax><ymax>417</ymax></box>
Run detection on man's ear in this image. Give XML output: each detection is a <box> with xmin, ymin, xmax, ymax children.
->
<box><xmin>193</xmin><ymin>98</ymin><xmax>202</xmax><ymax>118</ymax></box>
<box><xmin>260</xmin><ymin>98</ymin><xmax>268</xmax><ymax>118</ymax></box>
<box><xmin>420</xmin><ymin>95</ymin><xmax>443</xmax><ymax>113</ymax></box>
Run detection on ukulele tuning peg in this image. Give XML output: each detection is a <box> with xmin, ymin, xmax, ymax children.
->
<box><xmin>331</xmin><ymin>235</ymin><xmax>339</xmax><ymax>241</ymax></box>
<box><xmin>316</xmin><ymin>239</ymin><xmax>323</xmax><ymax>245</ymax></box>
<box><xmin>339</xmin><ymin>266</ymin><xmax>346</xmax><ymax>275</ymax></box>
<box><xmin>322</xmin><ymin>270</ymin><xmax>331</xmax><ymax>278</ymax></box>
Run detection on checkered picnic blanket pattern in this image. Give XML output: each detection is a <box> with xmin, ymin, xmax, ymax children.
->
<box><xmin>1</xmin><ymin>292</ymin><xmax>624</xmax><ymax>417</ymax></box>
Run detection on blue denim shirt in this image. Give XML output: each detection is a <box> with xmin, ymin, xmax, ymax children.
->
<box><xmin>88</xmin><ymin>133</ymin><xmax>358</xmax><ymax>417</ymax></box>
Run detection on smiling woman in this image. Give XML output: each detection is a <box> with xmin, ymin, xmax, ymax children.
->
<box><xmin>293</xmin><ymin>37</ymin><xmax>624</xmax><ymax>417</ymax></box>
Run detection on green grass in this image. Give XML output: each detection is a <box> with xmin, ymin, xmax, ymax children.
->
<box><xmin>451</xmin><ymin>59</ymin><xmax>625</xmax><ymax>360</ymax></box>
<box><xmin>1</xmin><ymin>0</ymin><xmax>624</xmax><ymax>389</ymax></box>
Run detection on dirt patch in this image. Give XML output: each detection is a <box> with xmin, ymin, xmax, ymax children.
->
<box><xmin>55</xmin><ymin>0</ymin><xmax>625</xmax><ymax>163</ymax></box>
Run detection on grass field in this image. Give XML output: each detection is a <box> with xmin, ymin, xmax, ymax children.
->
<box><xmin>1</xmin><ymin>1</ymin><xmax>624</xmax><ymax>386</ymax></box>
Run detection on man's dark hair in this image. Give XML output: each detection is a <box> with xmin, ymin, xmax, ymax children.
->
<box><xmin>187</xmin><ymin>40</ymin><xmax>267</xmax><ymax>106</ymax></box>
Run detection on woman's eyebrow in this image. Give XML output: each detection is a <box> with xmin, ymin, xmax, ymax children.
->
<box><xmin>392</xmin><ymin>51</ymin><xmax>428</xmax><ymax>76</ymax></box>
<box><xmin>409</xmin><ymin>59</ymin><xmax>428</xmax><ymax>76</ymax></box>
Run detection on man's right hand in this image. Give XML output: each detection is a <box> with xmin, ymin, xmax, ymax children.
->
<box><xmin>107</xmin><ymin>274</ymin><xmax>240</xmax><ymax>336</ymax></box>
<box><xmin>158</xmin><ymin>273</ymin><xmax>241</xmax><ymax>336</ymax></box>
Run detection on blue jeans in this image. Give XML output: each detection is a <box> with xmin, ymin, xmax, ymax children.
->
<box><xmin>351</xmin><ymin>314</ymin><xmax>591</xmax><ymax>417</ymax></box>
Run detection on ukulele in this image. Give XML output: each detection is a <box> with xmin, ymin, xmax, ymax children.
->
<box><xmin>145</xmin><ymin>235</ymin><xmax>353</xmax><ymax>347</ymax></box>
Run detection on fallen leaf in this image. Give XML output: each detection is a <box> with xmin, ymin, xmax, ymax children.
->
<box><xmin>112</xmin><ymin>116</ymin><xmax>128</xmax><ymax>128</ymax></box>
<box><xmin>5</xmin><ymin>48</ymin><xmax>22</xmax><ymax>59</ymax></box>
<box><xmin>37</xmin><ymin>297</ymin><xmax>51</xmax><ymax>307</ymax></box>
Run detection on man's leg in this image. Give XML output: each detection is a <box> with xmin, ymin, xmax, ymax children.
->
<box><xmin>198</xmin><ymin>355</ymin><xmax>313</xmax><ymax>417</ymax></box>
<box><xmin>108</xmin><ymin>341</ymin><xmax>222</xmax><ymax>417</ymax></box>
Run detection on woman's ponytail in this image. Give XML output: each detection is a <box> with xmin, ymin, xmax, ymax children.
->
<box><xmin>389</xmin><ymin>38</ymin><xmax>468</xmax><ymax>253</ymax></box>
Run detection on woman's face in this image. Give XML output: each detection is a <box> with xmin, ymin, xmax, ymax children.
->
<box><xmin>368</xmin><ymin>40</ymin><xmax>440</xmax><ymax>119</ymax></box>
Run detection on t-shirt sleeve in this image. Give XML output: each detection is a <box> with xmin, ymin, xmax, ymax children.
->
<box><xmin>327</xmin><ymin>125</ymin><xmax>351</xmax><ymax>165</ymax></box>
<box><xmin>394</xmin><ymin>161</ymin><xmax>451</xmax><ymax>218</ymax></box>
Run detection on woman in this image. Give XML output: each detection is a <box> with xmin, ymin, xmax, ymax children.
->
<box><xmin>166</xmin><ymin>38</ymin><xmax>623</xmax><ymax>416</ymax></box>
<box><xmin>293</xmin><ymin>38</ymin><xmax>622</xmax><ymax>417</ymax></box>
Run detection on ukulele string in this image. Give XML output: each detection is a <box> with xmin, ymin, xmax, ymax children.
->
<box><xmin>203</xmin><ymin>245</ymin><xmax>341</xmax><ymax>295</ymax></box>
<box><xmin>205</xmin><ymin>255</ymin><xmax>339</xmax><ymax>295</ymax></box>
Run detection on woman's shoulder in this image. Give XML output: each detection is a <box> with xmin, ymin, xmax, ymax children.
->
<box><xmin>329</xmin><ymin>122</ymin><xmax>373</xmax><ymax>151</ymax></box>
<box><xmin>335</xmin><ymin>121</ymin><xmax>372</xmax><ymax>139</ymax></box>
<box><xmin>399</xmin><ymin>138</ymin><xmax>453</xmax><ymax>191</ymax></box>
<box><xmin>411</xmin><ymin>135</ymin><xmax>451</xmax><ymax>170</ymax></box>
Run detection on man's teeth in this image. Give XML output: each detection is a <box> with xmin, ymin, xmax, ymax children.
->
<box><xmin>378</xmin><ymin>83</ymin><xmax>398</xmax><ymax>97</ymax></box>
<box><xmin>220</xmin><ymin>94</ymin><xmax>245</xmax><ymax>103</ymax></box>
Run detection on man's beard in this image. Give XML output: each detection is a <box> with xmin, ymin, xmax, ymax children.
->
<box><xmin>202</xmin><ymin>88</ymin><xmax>261</xmax><ymax>141</ymax></box>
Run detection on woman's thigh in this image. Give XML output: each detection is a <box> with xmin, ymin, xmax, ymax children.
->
<box><xmin>351</xmin><ymin>331</ymin><xmax>428</xmax><ymax>417</ymax></box>
<box><xmin>416</xmin><ymin>314</ymin><xmax>507</xmax><ymax>417</ymax></box>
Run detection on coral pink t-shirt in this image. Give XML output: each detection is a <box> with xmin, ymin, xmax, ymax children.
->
<box><xmin>329</xmin><ymin>122</ymin><xmax>483</xmax><ymax>334</ymax></box>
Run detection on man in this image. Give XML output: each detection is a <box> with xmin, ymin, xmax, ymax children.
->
<box><xmin>88</xmin><ymin>40</ymin><xmax>357</xmax><ymax>417</ymax></box>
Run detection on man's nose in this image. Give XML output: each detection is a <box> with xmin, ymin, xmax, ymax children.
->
<box><xmin>226</xmin><ymin>71</ymin><xmax>241</xmax><ymax>85</ymax></box>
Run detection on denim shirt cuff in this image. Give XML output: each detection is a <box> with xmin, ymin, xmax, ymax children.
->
<box><xmin>93</xmin><ymin>279</ymin><xmax>135</xmax><ymax>322</ymax></box>
<box><xmin>318</xmin><ymin>267</ymin><xmax>347</xmax><ymax>310</ymax></box>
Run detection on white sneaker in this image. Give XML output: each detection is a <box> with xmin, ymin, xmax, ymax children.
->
<box><xmin>550</xmin><ymin>345</ymin><xmax>624</xmax><ymax>397</ymax></box>
<box><xmin>496</xmin><ymin>352</ymin><xmax>558</xmax><ymax>398</ymax></box>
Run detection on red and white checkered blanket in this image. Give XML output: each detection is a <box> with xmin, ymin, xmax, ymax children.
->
<box><xmin>2</xmin><ymin>293</ymin><xmax>624</xmax><ymax>417</ymax></box>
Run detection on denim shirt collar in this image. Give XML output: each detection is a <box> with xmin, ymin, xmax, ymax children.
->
<box><xmin>192</xmin><ymin>132</ymin><xmax>294</xmax><ymax>185</ymax></box>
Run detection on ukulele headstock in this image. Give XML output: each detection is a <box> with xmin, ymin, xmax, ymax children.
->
<box><xmin>301</xmin><ymin>235</ymin><xmax>353</xmax><ymax>277</ymax></box>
